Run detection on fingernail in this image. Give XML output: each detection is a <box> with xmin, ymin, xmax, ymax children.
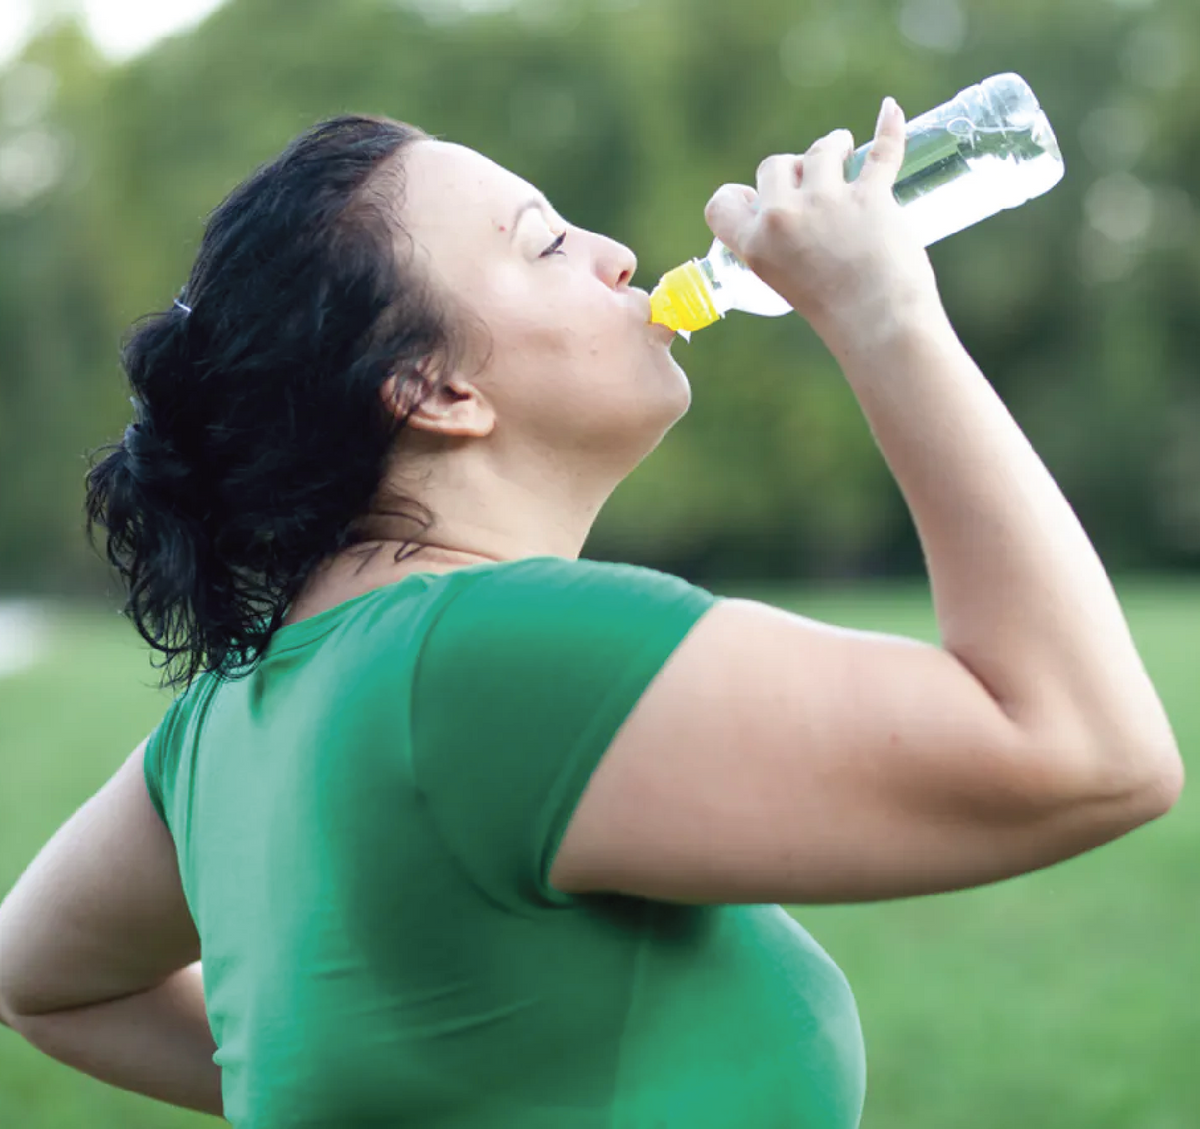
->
<box><xmin>878</xmin><ymin>96</ymin><xmax>896</xmax><ymax>130</ymax></box>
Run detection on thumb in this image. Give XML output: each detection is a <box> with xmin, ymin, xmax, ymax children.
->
<box><xmin>704</xmin><ymin>183</ymin><xmax>758</xmax><ymax>256</ymax></box>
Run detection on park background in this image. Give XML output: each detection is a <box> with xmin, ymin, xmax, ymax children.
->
<box><xmin>0</xmin><ymin>0</ymin><xmax>1197</xmax><ymax>1125</ymax></box>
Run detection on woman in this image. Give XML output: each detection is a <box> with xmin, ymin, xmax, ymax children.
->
<box><xmin>0</xmin><ymin>101</ymin><xmax>1182</xmax><ymax>1128</ymax></box>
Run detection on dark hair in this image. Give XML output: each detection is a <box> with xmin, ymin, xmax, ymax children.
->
<box><xmin>85</xmin><ymin>115</ymin><xmax>468</xmax><ymax>692</ymax></box>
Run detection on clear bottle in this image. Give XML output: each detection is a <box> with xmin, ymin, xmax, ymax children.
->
<box><xmin>649</xmin><ymin>73</ymin><xmax>1065</xmax><ymax>336</ymax></box>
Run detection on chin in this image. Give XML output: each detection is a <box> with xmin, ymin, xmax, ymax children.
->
<box><xmin>658</xmin><ymin>354</ymin><xmax>692</xmax><ymax>420</ymax></box>
<box><xmin>640</xmin><ymin>368</ymin><xmax>692</xmax><ymax>452</ymax></box>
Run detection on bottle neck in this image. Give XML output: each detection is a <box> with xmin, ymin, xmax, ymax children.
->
<box><xmin>649</xmin><ymin>259</ymin><xmax>722</xmax><ymax>332</ymax></box>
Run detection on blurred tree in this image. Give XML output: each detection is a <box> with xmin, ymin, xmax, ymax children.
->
<box><xmin>0</xmin><ymin>21</ymin><xmax>114</xmax><ymax>588</ymax></box>
<box><xmin>0</xmin><ymin>0</ymin><xmax>1197</xmax><ymax>592</ymax></box>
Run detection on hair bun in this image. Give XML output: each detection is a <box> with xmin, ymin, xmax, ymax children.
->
<box><xmin>121</xmin><ymin>412</ymin><xmax>194</xmax><ymax>498</ymax></box>
<box><xmin>87</xmin><ymin>114</ymin><xmax>435</xmax><ymax>691</ymax></box>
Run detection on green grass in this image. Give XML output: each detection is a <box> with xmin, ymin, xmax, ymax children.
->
<box><xmin>0</xmin><ymin>580</ymin><xmax>1197</xmax><ymax>1128</ymax></box>
<box><xmin>0</xmin><ymin>605</ymin><xmax>197</xmax><ymax>1128</ymax></box>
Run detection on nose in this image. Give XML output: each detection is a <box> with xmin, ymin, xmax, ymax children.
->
<box><xmin>597</xmin><ymin>234</ymin><xmax>637</xmax><ymax>290</ymax></box>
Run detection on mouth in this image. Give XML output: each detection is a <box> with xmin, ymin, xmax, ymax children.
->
<box><xmin>631</xmin><ymin>288</ymin><xmax>677</xmax><ymax>342</ymax></box>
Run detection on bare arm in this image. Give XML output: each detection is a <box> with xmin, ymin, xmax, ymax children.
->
<box><xmin>549</xmin><ymin>99</ymin><xmax>1181</xmax><ymax>906</ymax></box>
<box><xmin>825</xmin><ymin>306</ymin><xmax>1176</xmax><ymax>786</ymax></box>
<box><xmin>789</xmin><ymin>106</ymin><xmax>1178</xmax><ymax>784</ymax></box>
<box><xmin>0</xmin><ymin>743</ymin><xmax>223</xmax><ymax>1115</ymax></box>
<box><xmin>2</xmin><ymin>963</ymin><xmax>224</xmax><ymax>1118</ymax></box>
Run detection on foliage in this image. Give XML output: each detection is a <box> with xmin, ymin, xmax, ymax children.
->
<box><xmin>2</xmin><ymin>0</ymin><xmax>1199</xmax><ymax>589</ymax></box>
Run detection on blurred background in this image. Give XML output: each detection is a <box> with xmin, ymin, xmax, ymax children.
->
<box><xmin>0</xmin><ymin>0</ymin><xmax>1197</xmax><ymax>1126</ymax></box>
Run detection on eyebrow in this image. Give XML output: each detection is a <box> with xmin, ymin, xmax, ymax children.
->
<box><xmin>509</xmin><ymin>197</ymin><xmax>550</xmax><ymax>241</ymax></box>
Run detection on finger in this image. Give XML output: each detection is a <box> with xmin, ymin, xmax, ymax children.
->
<box><xmin>800</xmin><ymin>129</ymin><xmax>855</xmax><ymax>194</ymax></box>
<box><xmin>857</xmin><ymin>97</ymin><xmax>907</xmax><ymax>189</ymax></box>
<box><xmin>754</xmin><ymin>153</ymin><xmax>802</xmax><ymax>206</ymax></box>
<box><xmin>704</xmin><ymin>183</ymin><xmax>758</xmax><ymax>253</ymax></box>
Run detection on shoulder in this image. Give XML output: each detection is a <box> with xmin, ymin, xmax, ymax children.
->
<box><xmin>415</xmin><ymin>555</ymin><xmax>717</xmax><ymax>683</ymax></box>
<box><xmin>425</xmin><ymin>555</ymin><xmax>717</xmax><ymax>640</ymax></box>
<box><xmin>143</xmin><ymin>670</ymin><xmax>223</xmax><ymax>827</ymax></box>
<box><xmin>149</xmin><ymin>669</ymin><xmax>221</xmax><ymax>749</ymax></box>
<box><xmin>441</xmin><ymin>554</ymin><xmax>715</xmax><ymax>608</ymax></box>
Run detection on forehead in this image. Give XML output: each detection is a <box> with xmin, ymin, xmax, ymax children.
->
<box><xmin>399</xmin><ymin>140</ymin><xmax>533</xmax><ymax>245</ymax></box>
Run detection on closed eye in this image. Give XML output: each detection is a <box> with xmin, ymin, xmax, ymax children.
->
<box><xmin>540</xmin><ymin>232</ymin><xmax>567</xmax><ymax>258</ymax></box>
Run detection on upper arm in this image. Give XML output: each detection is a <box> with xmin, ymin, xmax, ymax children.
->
<box><xmin>0</xmin><ymin>740</ymin><xmax>200</xmax><ymax>1019</ymax></box>
<box><xmin>550</xmin><ymin>598</ymin><xmax>1170</xmax><ymax>905</ymax></box>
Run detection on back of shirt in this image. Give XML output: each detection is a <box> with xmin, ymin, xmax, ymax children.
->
<box><xmin>146</xmin><ymin>557</ymin><xmax>865</xmax><ymax>1129</ymax></box>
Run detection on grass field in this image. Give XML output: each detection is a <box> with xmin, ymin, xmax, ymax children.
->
<box><xmin>0</xmin><ymin>579</ymin><xmax>1196</xmax><ymax>1128</ymax></box>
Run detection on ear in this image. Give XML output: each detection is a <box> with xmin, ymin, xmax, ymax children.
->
<box><xmin>380</xmin><ymin>366</ymin><xmax>495</xmax><ymax>439</ymax></box>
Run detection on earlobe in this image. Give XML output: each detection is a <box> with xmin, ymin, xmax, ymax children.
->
<box><xmin>405</xmin><ymin>378</ymin><xmax>495</xmax><ymax>439</ymax></box>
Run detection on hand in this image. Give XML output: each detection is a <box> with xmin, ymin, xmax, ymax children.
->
<box><xmin>704</xmin><ymin>97</ymin><xmax>942</xmax><ymax>351</ymax></box>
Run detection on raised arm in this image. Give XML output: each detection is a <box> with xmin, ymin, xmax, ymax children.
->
<box><xmin>548</xmin><ymin>99</ymin><xmax>1182</xmax><ymax>906</ymax></box>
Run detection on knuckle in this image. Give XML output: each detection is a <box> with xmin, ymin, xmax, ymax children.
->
<box><xmin>755</xmin><ymin>153</ymin><xmax>786</xmax><ymax>179</ymax></box>
<box><xmin>808</xmin><ymin>129</ymin><xmax>850</xmax><ymax>154</ymax></box>
<box><xmin>705</xmin><ymin>183</ymin><xmax>734</xmax><ymax>214</ymax></box>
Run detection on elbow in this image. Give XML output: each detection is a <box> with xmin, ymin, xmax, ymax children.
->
<box><xmin>1078</xmin><ymin>730</ymin><xmax>1185</xmax><ymax>832</ymax></box>
<box><xmin>1077</xmin><ymin>691</ymin><xmax>1185</xmax><ymax>817</ymax></box>
<box><xmin>1111</xmin><ymin>701</ymin><xmax>1185</xmax><ymax>821</ymax></box>
<box><xmin>1022</xmin><ymin>722</ymin><xmax>1186</xmax><ymax>838</ymax></box>
<box><xmin>1128</xmin><ymin>740</ymin><xmax>1185</xmax><ymax>822</ymax></box>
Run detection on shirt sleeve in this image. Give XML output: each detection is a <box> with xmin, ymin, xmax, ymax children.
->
<box><xmin>143</xmin><ymin>696</ymin><xmax>182</xmax><ymax>828</ymax></box>
<box><xmin>142</xmin><ymin>673</ymin><xmax>215</xmax><ymax>832</ymax></box>
<box><xmin>409</xmin><ymin>557</ymin><xmax>717</xmax><ymax>912</ymax></box>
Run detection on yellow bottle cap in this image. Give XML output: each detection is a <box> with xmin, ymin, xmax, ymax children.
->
<box><xmin>649</xmin><ymin>260</ymin><xmax>721</xmax><ymax>333</ymax></box>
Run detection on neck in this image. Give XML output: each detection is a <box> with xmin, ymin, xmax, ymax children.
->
<box><xmin>366</xmin><ymin>441</ymin><xmax>617</xmax><ymax>566</ymax></box>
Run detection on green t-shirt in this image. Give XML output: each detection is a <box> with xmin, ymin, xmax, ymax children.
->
<box><xmin>146</xmin><ymin>556</ymin><xmax>865</xmax><ymax>1129</ymax></box>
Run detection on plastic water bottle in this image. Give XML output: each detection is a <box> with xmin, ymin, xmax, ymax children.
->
<box><xmin>649</xmin><ymin>73</ymin><xmax>1065</xmax><ymax>336</ymax></box>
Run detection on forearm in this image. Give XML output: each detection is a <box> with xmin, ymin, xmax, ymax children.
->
<box><xmin>831</xmin><ymin>303</ymin><xmax>1177</xmax><ymax>770</ymax></box>
<box><xmin>3</xmin><ymin>962</ymin><xmax>224</xmax><ymax>1118</ymax></box>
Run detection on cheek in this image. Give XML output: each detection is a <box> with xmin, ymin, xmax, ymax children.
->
<box><xmin>467</xmin><ymin>265</ymin><xmax>649</xmax><ymax>419</ymax></box>
<box><xmin>485</xmin><ymin>327</ymin><xmax>640</xmax><ymax>446</ymax></box>
<box><xmin>482</xmin><ymin>270</ymin><xmax>615</xmax><ymax>368</ymax></box>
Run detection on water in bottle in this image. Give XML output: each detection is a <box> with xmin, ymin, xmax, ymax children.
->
<box><xmin>649</xmin><ymin>73</ymin><xmax>1065</xmax><ymax>337</ymax></box>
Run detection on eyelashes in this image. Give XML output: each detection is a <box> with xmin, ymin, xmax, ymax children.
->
<box><xmin>540</xmin><ymin>232</ymin><xmax>567</xmax><ymax>258</ymax></box>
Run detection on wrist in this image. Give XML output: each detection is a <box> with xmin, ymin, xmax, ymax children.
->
<box><xmin>814</xmin><ymin>286</ymin><xmax>950</xmax><ymax>365</ymax></box>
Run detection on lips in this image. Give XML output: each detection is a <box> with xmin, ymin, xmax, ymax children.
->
<box><xmin>630</xmin><ymin>288</ymin><xmax>654</xmax><ymax>323</ymax></box>
<box><xmin>627</xmin><ymin>287</ymin><xmax>675</xmax><ymax>341</ymax></box>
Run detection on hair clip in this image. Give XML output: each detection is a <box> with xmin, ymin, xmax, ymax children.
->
<box><xmin>174</xmin><ymin>297</ymin><xmax>193</xmax><ymax>316</ymax></box>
